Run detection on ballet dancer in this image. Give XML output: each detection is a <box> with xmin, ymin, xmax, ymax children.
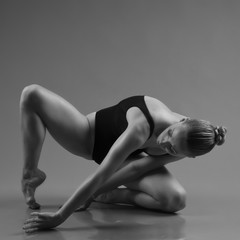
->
<box><xmin>20</xmin><ymin>84</ymin><xmax>226</xmax><ymax>233</ymax></box>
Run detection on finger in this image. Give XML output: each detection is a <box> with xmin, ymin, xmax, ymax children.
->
<box><xmin>30</xmin><ymin>212</ymin><xmax>48</xmax><ymax>219</ymax></box>
<box><xmin>30</xmin><ymin>212</ymin><xmax>40</xmax><ymax>217</ymax></box>
<box><xmin>24</xmin><ymin>217</ymin><xmax>43</xmax><ymax>224</ymax></box>
<box><xmin>25</xmin><ymin>227</ymin><xmax>38</xmax><ymax>233</ymax></box>
<box><xmin>23</xmin><ymin>222</ymin><xmax>40</xmax><ymax>231</ymax></box>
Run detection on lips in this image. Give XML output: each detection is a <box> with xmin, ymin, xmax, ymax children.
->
<box><xmin>159</xmin><ymin>142</ymin><xmax>167</xmax><ymax>151</ymax></box>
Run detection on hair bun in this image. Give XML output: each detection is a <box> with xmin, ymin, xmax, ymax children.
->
<box><xmin>214</xmin><ymin>126</ymin><xmax>227</xmax><ymax>146</ymax></box>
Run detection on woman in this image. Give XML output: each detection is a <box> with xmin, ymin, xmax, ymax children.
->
<box><xmin>21</xmin><ymin>84</ymin><xmax>226</xmax><ymax>233</ymax></box>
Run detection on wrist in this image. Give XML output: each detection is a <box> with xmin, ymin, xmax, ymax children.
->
<box><xmin>56</xmin><ymin>208</ymin><xmax>70</xmax><ymax>222</ymax></box>
<box><xmin>55</xmin><ymin>211</ymin><xmax>66</xmax><ymax>225</ymax></box>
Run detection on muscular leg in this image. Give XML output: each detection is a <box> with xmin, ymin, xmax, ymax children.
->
<box><xmin>95</xmin><ymin>167</ymin><xmax>186</xmax><ymax>213</ymax></box>
<box><xmin>20</xmin><ymin>84</ymin><xmax>92</xmax><ymax>209</ymax></box>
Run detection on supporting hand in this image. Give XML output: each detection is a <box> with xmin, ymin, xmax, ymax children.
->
<box><xmin>23</xmin><ymin>212</ymin><xmax>64</xmax><ymax>233</ymax></box>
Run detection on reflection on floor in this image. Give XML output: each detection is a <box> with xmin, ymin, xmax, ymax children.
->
<box><xmin>1</xmin><ymin>192</ymin><xmax>239</xmax><ymax>240</ymax></box>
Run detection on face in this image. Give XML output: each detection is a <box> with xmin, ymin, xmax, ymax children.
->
<box><xmin>157</xmin><ymin>122</ymin><xmax>193</xmax><ymax>158</ymax></box>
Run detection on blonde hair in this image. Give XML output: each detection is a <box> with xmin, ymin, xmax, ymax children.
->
<box><xmin>182</xmin><ymin>119</ymin><xmax>227</xmax><ymax>156</ymax></box>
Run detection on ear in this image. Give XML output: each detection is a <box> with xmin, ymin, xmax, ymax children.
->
<box><xmin>180</xmin><ymin>117</ymin><xmax>190</xmax><ymax>122</ymax></box>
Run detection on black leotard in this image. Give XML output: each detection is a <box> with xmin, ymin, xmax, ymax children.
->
<box><xmin>92</xmin><ymin>96</ymin><xmax>154</xmax><ymax>164</ymax></box>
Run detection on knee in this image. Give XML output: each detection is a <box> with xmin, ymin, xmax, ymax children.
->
<box><xmin>155</xmin><ymin>188</ymin><xmax>186</xmax><ymax>213</ymax></box>
<box><xmin>20</xmin><ymin>84</ymin><xmax>42</xmax><ymax>109</ymax></box>
<box><xmin>168</xmin><ymin>189</ymin><xmax>186</xmax><ymax>213</ymax></box>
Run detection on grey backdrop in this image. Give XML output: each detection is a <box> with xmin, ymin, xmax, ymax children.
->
<box><xmin>1</xmin><ymin>0</ymin><xmax>239</xmax><ymax>203</ymax></box>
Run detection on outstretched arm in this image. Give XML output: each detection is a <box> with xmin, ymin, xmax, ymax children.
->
<box><xmin>76</xmin><ymin>152</ymin><xmax>185</xmax><ymax>211</ymax></box>
<box><xmin>94</xmin><ymin>153</ymin><xmax>184</xmax><ymax>195</ymax></box>
<box><xmin>23</xmin><ymin>123</ymin><xmax>148</xmax><ymax>233</ymax></box>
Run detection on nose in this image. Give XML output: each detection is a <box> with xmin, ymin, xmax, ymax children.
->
<box><xmin>159</xmin><ymin>142</ymin><xmax>167</xmax><ymax>151</ymax></box>
<box><xmin>157</xmin><ymin>134</ymin><xmax>166</xmax><ymax>144</ymax></box>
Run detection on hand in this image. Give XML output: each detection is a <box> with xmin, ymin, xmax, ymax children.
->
<box><xmin>23</xmin><ymin>212</ymin><xmax>63</xmax><ymax>233</ymax></box>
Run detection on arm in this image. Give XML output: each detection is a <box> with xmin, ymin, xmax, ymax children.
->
<box><xmin>95</xmin><ymin>153</ymin><xmax>185</xmax><ymax>195</ymax></box>
<box><xmin>130</xmin><ymin>153</ymin><xmax>185</xmax><ymax>173</ymax></box>
<box><xmin>70</xmin><ymin>157</ymin><xmax>140</xmax><ymax>212</ymax></box>
<box><xmin>58</xmin><ymin>124</ymin><xmax>147</xmax><ymax>219</ymax></box>
<box><xmin>78</xmin><ymin>153</ymin><xmax>185</xmax><ymax>211</ymax></box>
<box><xmin>73</xmin><ymin>156</ymin><xmax>145</xmax><ymax>212</ymax></box>
<box><xmin>23</xmin><ymin>123</ymin><xmax>148</xmax><ymax>233</ymax></box>
<box><xmin>76</xmin><ymin>152</ymin><xmax>185</xmax><ymax>211</ymax></box>
<box><xmin>93</xmin><ymin>156</ymin><xmax>143</xmax><ymax>195</ymax></box>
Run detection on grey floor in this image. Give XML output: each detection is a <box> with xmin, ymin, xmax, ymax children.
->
<box><xmin>1</xmin><ymin>192</ymin><xmax>239</xmax><ymax>240</ymax></box>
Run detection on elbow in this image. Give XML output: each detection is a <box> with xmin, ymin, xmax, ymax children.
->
<box><xmin>84</xmin><ymin>174</ymin><xmax>107</xmax><ymax>194</ymax></box>
<box><xmin>93</xmin><ymin>171</ymin><xmax>113</xmax><ymax>188</ymax></box>
<box><xmin>130</xmin><ymin>162</ymin><xmax>142</xmax><ymax>176</ymax></box>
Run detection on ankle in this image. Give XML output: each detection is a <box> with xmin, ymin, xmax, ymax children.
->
<box><xmin>22</xmin><ymin>169</ymin><xmax>36</xmax><ymax>179</ymax></box>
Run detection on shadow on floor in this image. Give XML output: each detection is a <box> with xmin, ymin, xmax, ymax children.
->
<box><xmin>21</xmin><ymin>202</ymin><xmax>186</xmax><ymax>240</ymax></box>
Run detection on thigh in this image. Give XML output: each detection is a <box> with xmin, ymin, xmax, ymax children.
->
<box><xmin>124</xmin><ymin>166</ymin><xmax>186</xmax><ymax>200</ymax></box>
<box><xmin>27</xmin><ymin>85</ymin><xmax>92</xmax><ymax>158</ymax></box>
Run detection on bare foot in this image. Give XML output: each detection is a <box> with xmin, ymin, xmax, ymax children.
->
<box><xmin>22</xmin><ymin>169</ymin><xmax>46</xmax><ymax>209</ymax></box>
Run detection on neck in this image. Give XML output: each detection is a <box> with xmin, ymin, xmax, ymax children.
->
<box><xmin>154</xmin><ymin>113</ymin><xmax>182</xmax><ymax>137</ymax></box>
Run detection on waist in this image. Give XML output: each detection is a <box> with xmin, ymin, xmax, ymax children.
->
<box><xmin>86</xmin><ymin>112</ymin><xmax>96</xmax><ymax>160</ymax></box>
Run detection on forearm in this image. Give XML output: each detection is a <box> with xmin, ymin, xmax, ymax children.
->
<box><xmin>95</xmin><ymin>154</ymin><xmax>184</xmax><ymax>197</ymax></box>
<box><xmin>57</xmin><ymin>174</ymin><xmax>103</xmax><ymax>220</ymax></box>
<box><xmin>56</xmin><ymin>158</ymin><xmax>136</xmax><ymax>219</ymax></box>
<box><xmin>57</xmin><ymin>127</ymin><xmax>149</xmax><ymax>220</ymax></box>
<box><xmin>94</xmin><ymin>161</ymin><xmax>139</xmax><ymax>196</ymax></box>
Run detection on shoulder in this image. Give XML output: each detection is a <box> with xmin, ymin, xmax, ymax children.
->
<box><xmin>144</xmin><ymin>96</ymin><xmax>187</xmax><ymax>123</ymax></box>
<box><xmin>144</xmin><ymin>96</ymin><xmax>173</xmax><ymax>125</ymax></box>
<box><xmin>125</xmin><ymin>108</ymin><xmax>150</xmax><ymax>144</ymax></box>
<box><xmin>144</xmin><ymin>96</ymin><xmax>172</xmax><ymax>113</ymax></box>
<box><xmin>124</xmin><ymin>96</ymin><xmax>170</xmax><ymax>139</ymax></box>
